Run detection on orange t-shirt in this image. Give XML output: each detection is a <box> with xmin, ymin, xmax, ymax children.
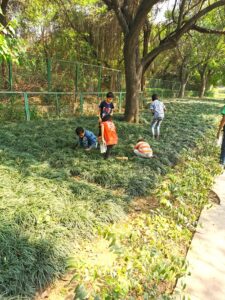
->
<box><xmin>101</xmin><ymin>121</ymin><xmax>118</xmax><ymax>145</ymax></box>
<box><xmin>134</xmin><ymin>141</ymin><xmax>152</xmax><ymax>155</ymax></box>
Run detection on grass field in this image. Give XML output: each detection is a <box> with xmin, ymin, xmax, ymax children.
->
<box><xmin>0</xmin><ymin>98</ymin><xmax>223</xmax><ymax>299</ymax></box>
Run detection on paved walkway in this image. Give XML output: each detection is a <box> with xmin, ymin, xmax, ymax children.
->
<box><xmin>174</xmin><ymin>171</ymin><xmax>225</xmax><ymax>300</ymax></box>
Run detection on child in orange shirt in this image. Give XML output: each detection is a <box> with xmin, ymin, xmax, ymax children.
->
<box><xmin>134</xmin><ymin>138</ymin><xmax>153</xmax><ymax>158</ymax></box>
<box><xmin>101</xmin><ymin>115</ymin><xmax>118</xmax><ymax>159</ymax></box>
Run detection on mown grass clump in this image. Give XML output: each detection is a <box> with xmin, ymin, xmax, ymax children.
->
<box><xmin>0</xmin><ymin>98</ymin><xmax>222</xmax><ymax>298</ymax></box>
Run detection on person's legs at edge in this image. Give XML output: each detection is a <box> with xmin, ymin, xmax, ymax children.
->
<box><xmin>104</xmin><ymin>145</ymin><xmax>113</xmax><ymax>159</ymax></box>
<box><xmin>151</xmin><ymin>119</ymin><xmax>157</xmax><ymax>138</ymax></box>
<box><xmin>220</xmin><ymin>131</ymin><xmax>225</xmax><ymax>166</ymax></box>
<box><xmin>155</xmin><ymin>118</ymin><xmax>163</xmax><ymax>139</ymax></box>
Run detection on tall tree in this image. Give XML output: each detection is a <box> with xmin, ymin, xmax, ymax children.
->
<box><xmin>196</xmin><ymin>38</ymin><xmax>225</xmax><ymax>98</ymax></box>
<box><xmin>0</xmin><ymin>0</ymin><xmax>21</xmax><ymax>88</ymax></box>
<box><xmin>103</xmin><ymin>0</ymin><xmax>225</xmax><ymax>122</ymax></box>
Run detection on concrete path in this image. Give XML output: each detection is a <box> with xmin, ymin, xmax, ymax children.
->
<box><xmin>174</xmin><ymin>171</ymin><xmax>225</xmax><ymax>300</ymax></box>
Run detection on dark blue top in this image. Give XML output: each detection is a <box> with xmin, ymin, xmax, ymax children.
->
<box><xmin>79</xmin><ymin>130</ymin><xmax>97</xmax><ymax>148</ymax></box>
<box><xmin>99</xmin><ymin>101</ymin><xmax>114</xmax><ymax>118</ymax></box>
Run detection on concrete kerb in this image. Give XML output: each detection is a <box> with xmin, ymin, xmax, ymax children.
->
<box><xmin>174</xmin><ymin>171</ymin><xmax>225</xmax><ymax>300</ymax></box>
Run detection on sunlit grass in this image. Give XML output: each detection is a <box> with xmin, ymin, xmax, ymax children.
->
<box><xmin>0</xmin><ymin>98</ymin><xmax>222</xmax><ymax>298</ymax></box>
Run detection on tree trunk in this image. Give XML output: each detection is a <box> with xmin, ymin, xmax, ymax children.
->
<box><xmin>124</xmin><ymin>52</ymin><xmax>141</xmax><ymax>122</ymax></box>
<box><xmin>1</xmin><ymin>61</ymin><xmax>7</xmax><ymax>90</ymax></box>
<box><xmin>205</xmin><ymin>69</ymin><xmax>213</xmax><ymax>92</ymax></box>
<box><xmin>178</xmin><ymin>81</ymin><xmax>187</xmax><ymax>98</ymax></box>
<box><xmin>178</xmin><ymin>62</ymin><xmax>189</xmax><ymax>98</ymax></box>
<box><xmin>124</xmin><ymin>38</ymin><xmax>142</xmax><ymax>123</ymax></box>
<box><xmin>124</xmin><ymin>67</ymin><xmax>141</xmax><ymax>123</ymax></box>
<box><xmin>0</xmin><ymin>0</ymin><xmax>9</xmax><ymax>90</ymax></box>
<box><xmin>141</xmin><ymin>72</ymin><xmax>145</xmax><ymax>92</ymax></box>
<box><xmin>178</xmin><ymin>75</ymin><xmax>189</xmax><ymax>98</ymax></box>
<box><xmin>0</xmin><ymin>0</ymin><xmax>9</xmax><ymax>27</ymax></box>
<box><xmin>199</xmin><ymin>67</ymin><xmax>207</xmax><ymax>98</ymax></box>
<box><xmin>141</xmin><ymin>20</ymin><xmax>151</xmax><ymax>91</ymax></box>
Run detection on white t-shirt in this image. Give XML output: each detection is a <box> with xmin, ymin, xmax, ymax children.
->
<box><xmin>150</xmin><ymin>99</ymin><xmax>165</xmax><ymax>119</ymax></box>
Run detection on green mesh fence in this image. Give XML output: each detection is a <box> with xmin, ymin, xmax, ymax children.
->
<box><xmin>0</xmin><ymin>91</ymin><xmax>127</xmax><ymax>122</ymax></box>
<box><xmin>0</xmin><ymin>57</ymin><xmax>122</xmax><ymax>93</ymax></box>
<box><xmin>0</xmin><ymin>57</ymin><xmax>202</xmax><ymax>122</ymax></box>
<box><xmin>12</xmin><ymin>57</ymin><xmax>48</xmax><ymax>91</ymax></box>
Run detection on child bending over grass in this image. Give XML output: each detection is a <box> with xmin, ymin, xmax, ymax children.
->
<box><xmin>75</xmin><ymin>127</ymin><xmax>97</xmax><ymax>151</ymax></box>
<box><xmin>101</xmin><ymin>115</ymin><xmax>118</xmax><ymax>159</ymax></box>
<box><xmin>134</xmin><ymin>138</ymin><xmax>153</xmax><ymax>158</ymax></box>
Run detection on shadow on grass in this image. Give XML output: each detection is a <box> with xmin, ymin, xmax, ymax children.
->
<box><xmin>0</xmin><ymin>223</ymin><xmax>65</xmax><ymax>299</ymax></box>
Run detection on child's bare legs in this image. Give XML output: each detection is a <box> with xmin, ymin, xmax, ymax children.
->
<box><xmin>151</xmin><ymin>118</ymin><xmax>163</xmax><ymax>139</ymax></box>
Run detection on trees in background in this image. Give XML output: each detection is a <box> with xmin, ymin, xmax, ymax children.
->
<box><xmin>0</xmin><ymin>0</ymin><xmax>225</xmax><ymax>117</ymax></box>
<box><xmin>174</xmin><ymin>31</ymin><xmax>225</xmax><ymax>98</ymax></box>
<box><xmin>102</xmin><ymin>0</ymin><xmax>225</xmax><ymax>121</ymax></box>
<box><xmin>0</xmin><ymin>0</ymin><xmax>22</xmax><ymax>89</ymax></box>
<box><xmin>16</xmin><ymin>0</ymin><xmax>123</xmax><ymax>67</ymax></box>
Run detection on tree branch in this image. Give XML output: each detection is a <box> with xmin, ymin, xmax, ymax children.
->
<box><xmin>172</xmin><ymin>0</ymin><xmax>178</xmax><ymax>23</ymax></box>
<box><xmin>141</xmin><ymin>0</ymin><xmax>225</xmax><ymax>70</ymax></box>
<box><xmin>128</xmin><ymin>0</ymin><xmax>160</xmax><ymax>47</ymax></box>
<box><xmin>0</xmin><ymin>0</ymin><xmax>10</xmax><ymax>26</ymax></box>
<box><xmin>191</xmin><ymin>24</ymin><xmax>225</xmax><ymax>34</ymax></box>
<box><xmin>183</xmin><ymin>0</ymin><xmax>205</xmax><ymax>19</ymax></box>
<box><xmin>177</xmin><ymin>0</ymin><xmax>186</xmax><ymax>29</ymax></box>
<box><xmin>1</xmin><ymin>0</ymin><xmax>9</xmax><ymax>14</ymax></box>
<box><xmin>121</xmin><ymin>0</ymin><xmax>133</xmax><ymax>24</ymax></box>
<box><xmin>53</xmin><ymin>0</ymin><xmax>76</xmax><ymax>31</ymax></box>
<box><xmin>102</xmin><ymin>0</ymin><xmax>112</xmax><ymax>7</ymax></box>
<box><xmin>103</xmin><ymin>0</ymin><xmax>129</xmax><ymax>34</ymax></box>
<box><xmin>143</xmin><ymin>19</ymin><xmax>151</xmax><ymax>59</ymax></box>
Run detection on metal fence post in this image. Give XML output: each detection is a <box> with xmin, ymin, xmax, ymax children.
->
<box><xmin>55</xmin><ymin>94</ymin><xmax>60</xmax><ymax>116</ymax></box>
<box><xmin>75</xmin><ymin>63</ymin><xmax>80</xmax><ymax>93</ymax></box>
<box><xmin>24</xmin><ymin>93</ymin><xmax>31</xmax><ymax>121</ymax></box>
<box><xmin>97</xmin><ymin>66</ymin><xmax>102</xmax><ymax>97</ymax></box>
<box><xmin>119</xmin><ymin>92</ymin><xmax>122</xmax><ymax>113</ymax></box>
<box><xmin>8</xmin><ymin>59</ymin><xmax>13</xmax><ymax>90</ymax></box>
<box><xmin>47</xmin><ymin>58</ymin><xmax>52</xmax><ymax>91</ymax></box>
<box><xmin>118</xmin><ymin>71</ymin><xmax>122</xmax><ymax>94</ymax></box>
<box><xmin>80</xmin><ymin>92</ymin><xmax>84</xmax><ymax>114</ymax></box>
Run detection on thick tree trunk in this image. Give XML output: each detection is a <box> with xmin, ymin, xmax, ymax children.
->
<box><xmin>124</xmin><ymin>63</ymin><xmax>141</xmax><ymax>122</ymax></box>
<box><xmin>141</xmin><ymin>73</ymin><xmax>145</xmax><ymax>92</ymax></box>
<box><xmin>124</xmin><ymin>41</ymin><xmax>142</xmax><ymax>123</ymax></box>
<box><xmin>124</xmin><ymin>75</ymin><xmax>141</xmax><ymax>123</ymax></box>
